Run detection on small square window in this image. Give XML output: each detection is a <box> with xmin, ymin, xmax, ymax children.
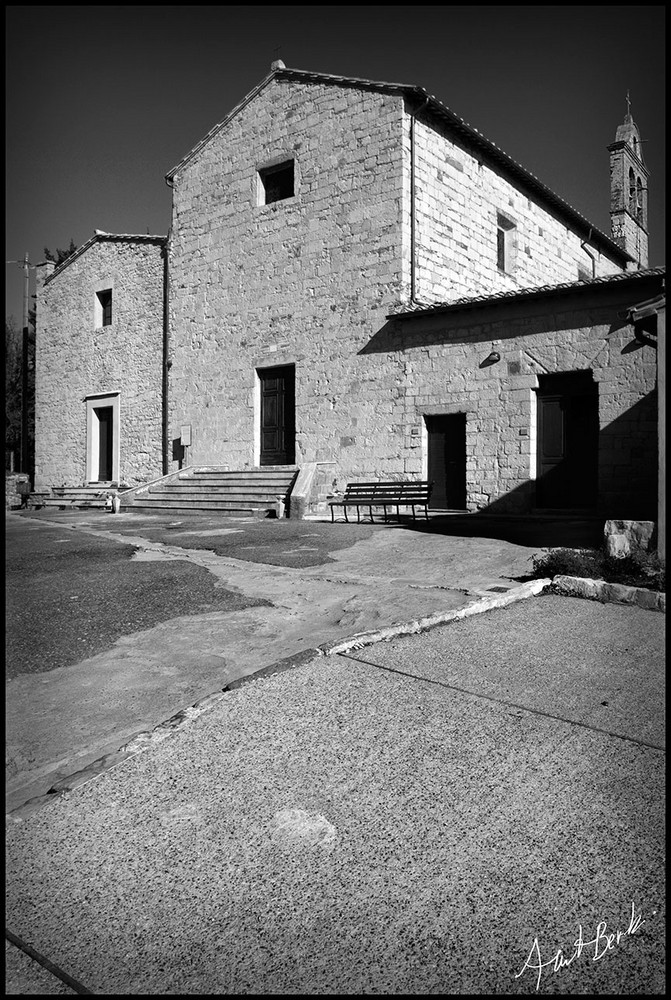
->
<box><xmin>96</xmin><ymin>289</ymin><xmax>112</xmax><ymax>327</ymax></box>
<box><xmin>259</xmin><ymin>160</ymin><xmax>294</xmax><ymax>204</ymax></box>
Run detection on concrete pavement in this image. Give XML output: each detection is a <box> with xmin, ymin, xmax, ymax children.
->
<box><xmin>7</xmin><ymin>510</ymin><xmax>547</xmax><ymax>814</ymax></box>
<box><xmin>5</xmin><ymin>595</ymin><xmax>665</xmax><ymax>995</ymax></box>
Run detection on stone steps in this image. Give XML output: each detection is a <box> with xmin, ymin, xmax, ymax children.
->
<box><xmin>32</xmin><ymin>469</ymin><xmax>300</xmax><ymax>517</ymax></box>
<box><xmin>33</xmin><ymin>485</ymin><xmax>123</xmax><ymax>510</ymax></box>
<box><xmin>129</xmin><ymin>501</ymin><xmax>269</xmax><ymax>516</ymax></box>
<box><xmin>38</xmin><ymin>497</ymin><xmax>108</xmax><ymax>509</ymax></box>
<box><xmin>144</xmin><ymin>487</ymin><xmax>291</xmax><ymax>500</ymax></box>
<box><xmin>125</xmin><ymin>467</ymin><xmax>298</xmax><ymax>517</ymax></box>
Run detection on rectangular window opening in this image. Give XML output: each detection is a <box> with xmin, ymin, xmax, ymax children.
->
<box><xmin>96</xmin><ymin>289</ymin><xmax>112</xmax><ymax>327</ymax></box>
<box><xmin>259</xmin><ymin>160</ymin><xmax>294</xmax><ymax>204</ymax></box>
<box><xmin>497</xmin><ymin>213</ymin><xmax>516</xmax><ymax>273</ymax></box>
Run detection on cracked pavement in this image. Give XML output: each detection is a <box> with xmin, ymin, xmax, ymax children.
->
<box><xmin>6</xmin><ymin>510</ymin><xmax>542</xmax><ymax>814</ymax></box>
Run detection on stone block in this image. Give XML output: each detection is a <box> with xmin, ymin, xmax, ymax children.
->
<box><xmin>604</xmin><ymin>519</ymin><xmax>655</xmax><ymax>558</ymax></box>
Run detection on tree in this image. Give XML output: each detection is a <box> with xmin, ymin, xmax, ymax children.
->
<box><xmin>5</xmin><ymin>317</ymin><xmax>23</xmax><ymax>467</ymax></box>
<box><xmin>43</xmin><ymin>237</ymin><xmax>77</xmax><ymax>267</ymax></box>
<box><xmin>6</xmin><ymin>242</ymin><xmax>77</xmax><ymax>475</ymax></box>
<box><xmin>5</xmin><ymin>312</ymin><xmax>36</xmax><ymax>475</ymax></box>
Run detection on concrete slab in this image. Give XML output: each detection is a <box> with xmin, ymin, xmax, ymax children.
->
<box><xmin>5</xmin><ymin>940</ymin><xmax>77</xmax><ymax>995</ymax></box>
<box><xmin>352</xmin><ymin>595</ymin><xmax>665</xmax><ymax>750</ymax></box>
<box><xmin>5</xmin><ymin>596</ymin><xmax>665</xmax><ymax>994</ymax></box>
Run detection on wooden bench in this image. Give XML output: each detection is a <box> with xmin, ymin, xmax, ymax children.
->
<box><xmin>328</xmin><ymin>480</ymin><xmax>433</xmax><ymax>523</ymax></box>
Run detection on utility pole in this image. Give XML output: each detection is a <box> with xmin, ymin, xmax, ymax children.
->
<box><xmin>22</xmin><ymin>253</ymin><xmax>30</xmax><ymax>479</ymax></box>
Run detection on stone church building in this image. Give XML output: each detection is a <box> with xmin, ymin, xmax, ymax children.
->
<box><xmin>34</xmin><ymin>63</ymin><xmax>664</xmax><ymax>524</ymax></box>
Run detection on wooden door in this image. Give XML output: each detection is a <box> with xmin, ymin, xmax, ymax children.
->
<box><xmin>426</xmin><ymin>414</ymin><xmax>467</xmax><ymax>509</ymax></box>
<box><xmin>536</xmin><ymin>373</ymin><xmax>598</xmax><ymax>509</ymax></box>
<box><xmin>259</xmin><ymin>366</ymin><xmax>295</xmax><ymax>466</ymax></box>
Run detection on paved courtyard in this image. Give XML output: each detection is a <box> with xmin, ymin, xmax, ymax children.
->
<box><xmin>5</xmin><ymin>508</ymin><xmax>665</xmax><ymax>994</ymax></box>
<box><xmin>6</xmin><ymin>509</ymin><xmax>546</xmax><ymax>813</ymax></box>
<box><xmin>6</xmin><ymin>591</ymin><xmax>665</xmax><ymax>995</ymax></box>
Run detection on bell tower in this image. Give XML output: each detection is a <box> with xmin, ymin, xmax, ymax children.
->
<box><xmin>607</xmin><ymin>95</ymin><xmax>649</xmax><ymax>268</ymax></box>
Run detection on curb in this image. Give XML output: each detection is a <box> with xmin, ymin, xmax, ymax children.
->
<box><xmin>23</xmin><ymin>575</ymin><xmax>649</xmax><ymax>819</ymax></box>
<box><xmin>13</xmin><ymin>580</ymin><xmax>551</xmax><ymax>816</ymax></box>
<box><xmin>552</xmin><ymin>575</ymin><xmax>666</xmax><ymax>612</ymax></box>
<box><xmin>6</xmin><ymin>650</ymin><xmax>324</xmax><ymax>821</ymax></box>
<box><xmin>12</xmin><ymin>572</ymin><xmax>661</xmax><ymax>819</ymax></box>
<box><xmin>319</xmin><ymin>578</ymin><xmax>552</xmax><ymax>655</ymax></box>
<box><xmin>222</xmin><ymin>647</ymin><xmax>322</xmax><ymax>690</ymax></box>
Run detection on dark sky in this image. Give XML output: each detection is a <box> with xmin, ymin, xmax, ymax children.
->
<box><xmin>5</xmin><ymin>5</ymin><xmax>666</xmax><ymax>323</ymax></box>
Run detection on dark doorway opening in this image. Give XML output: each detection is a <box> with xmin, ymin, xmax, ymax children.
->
<box><xmin>96</xmin><ymin>406</ymin><xmax>114</xmax><ymax>482</ymax></box>
<box><xmin>426</xmin><ymin>413</ymin><xmax>467</xmax><ymax>509</ymax></box>
<box><xmin>536</xmin><ymin>371</ymin><xmax>598</xmax><ymax>510</ymax></box>
<box><xmin>259</xmin><ymin>365</ymin><xmax>295</xmax><ymax>466</ymax></box>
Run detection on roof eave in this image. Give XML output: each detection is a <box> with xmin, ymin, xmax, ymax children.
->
<box><xmin>389</xmin><ymin>268</ymin><xmax>666</xmax><ymax>320</ymax></box>
<box><xmin>165</xmin><ymin>69</ymin><xmax>278</xmax><ymax>182</ymax></box>
<box><xmin>44</xmin><ymin>233</ymin><xmax>167</xmax><ymax>284</ymax></box>
<box><xmin>165</xmin><ymin>65</ymin><xmax>632</xmax><ymax>264</ymax></box>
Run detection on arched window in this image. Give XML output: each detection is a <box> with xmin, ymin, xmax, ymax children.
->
<box><xmin>636</xmin><ymin>177</ymin><xmax>644</xmax><ymax>222</ymax></box>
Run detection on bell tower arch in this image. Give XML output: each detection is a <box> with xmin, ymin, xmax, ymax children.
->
<box><xmin>607</xmin><ymin>94</ymin><xmax>649</xmax><ymax>268</ymax></box>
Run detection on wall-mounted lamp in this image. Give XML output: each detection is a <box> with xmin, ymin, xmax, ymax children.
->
<box><xmin>479</xmin><ymin>350</ymin><xmax>501</xmax><ymax>368</ymax></box>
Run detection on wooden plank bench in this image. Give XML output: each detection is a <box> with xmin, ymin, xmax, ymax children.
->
<box><xmin>328</xmin><ymin>480</ymin><xmax>433</xmax><ymax>523</ymax></box>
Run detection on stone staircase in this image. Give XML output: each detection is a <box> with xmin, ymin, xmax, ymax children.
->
<box><xmin>31</xmin><ymin>485</ymin><xmax>124</xmax><ymax>510</ymax></box>
<box><xmin>123</xmin><ymin>467</ymin><xmax>299</xmax><ymax>517</ymax></box>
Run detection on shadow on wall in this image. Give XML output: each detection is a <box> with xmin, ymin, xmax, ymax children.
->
<box><xmin>355</xmin><ymin>299</ymin><xmax>657</xmax><ymax>546</ymax></box>
<box><xmin>390</xmin><ymin>384</ymin><xmax>657</xmax><ymax>550</ymax></box>
<box><xmin>596</xmin><ymin>387</ymin><xmax>657</xmax><ymax>521</ymax></box>
<box><xmin>358</xmin><ymin>301</ymin><xmax>634</xmax><ymax>356</ymax></box>
<box><xmin>477</xmin><ymin>389</ymin><xmax>656</xmax><ymax>523</ymax></box>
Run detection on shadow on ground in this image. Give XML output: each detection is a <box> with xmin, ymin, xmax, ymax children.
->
<box><xmin>18</xmin><ymin>509</ymin><xmax>603</xmax><ymax>565</ymax></box>
<box><xmin>406</xmin><ymin>512</ymin><xmax>605</xmax><ymax>549</ymax></box>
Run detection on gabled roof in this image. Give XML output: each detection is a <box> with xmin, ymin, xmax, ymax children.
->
<box><xmin>44</xmin><ymin>233</ymin><xmax>167</xmax><ymax>284</ymax></box>
<box><xmin>166</xmin><ymin>64</ymin><xmax>632</xmax><ymax>265</ymax></box>
<box><xmin>389</xmin><ymin>267</ymin><xmax>666</xmax><ymax>319</ymax></box>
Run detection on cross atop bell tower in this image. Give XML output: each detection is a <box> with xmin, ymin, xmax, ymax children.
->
<box><xmin>607</xmin><ymin>95</ymin><xmax>649</xmax><ymax>269</ymax></box>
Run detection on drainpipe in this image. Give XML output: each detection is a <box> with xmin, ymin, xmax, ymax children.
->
<box><xmin>410</xmin><ymin>96</ymin><xmax>430</xmax><ymax>303</ymax></box>
<box><xmin>163</xmin><ymin>172</ymin><xmax>175</xmax><ymax>476</ymax></box>
<box><xmin>580</xmin><ymin>227</ymin><xmax>597</xmax><ymax>278</ymax></box>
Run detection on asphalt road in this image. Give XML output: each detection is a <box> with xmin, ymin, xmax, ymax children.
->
<box><xmin>5</xmin><ymin>514</ymin><xmax>270</xmax><ymax>680</ymax></box>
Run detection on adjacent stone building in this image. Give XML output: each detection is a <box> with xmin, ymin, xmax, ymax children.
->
<box><xmin>34</xmin><ymin>234</ymin><xmax>166</xmax><ymax>491</ymax></box>
<box><xmin>34</xmin><ymin>62</ymin><xmax>664</xmax><ymax>524</ymax></box>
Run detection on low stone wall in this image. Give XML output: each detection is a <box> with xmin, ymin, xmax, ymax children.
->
<box><xmin>288</xmin><ymin>462</ymin><xmax>337</xmax><ymax>519</ymax></box>
<box><xmin>5</xmin><ymin>473</ymin><xmax>30</xmax><ymax>509</ymax></box>
<box><xmin>553</xmin><ymin>574</ymin><xmax>665</xmax><ymax>612</ymax></box>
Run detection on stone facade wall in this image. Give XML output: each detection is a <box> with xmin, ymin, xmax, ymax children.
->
<box><xmin>409</xmin><ymin>112</ymin><xmax>624</xmax><ymax>304</ymax></box>
<box><xmin>34</xmin><ymin>238</ymin><xmax>165</xmax><ymax>491</ymax></box>
<box><xmin>168</xmin><ymin>78</ymin><xmax>407</xmax><ymax>473</ymax></box>
<box><xmin>388</xmin><ymin>286</ymin><xmax>658</xmax><ymax>518</ymax></box>
<box><xmin>168</xmin><ymin>76</ymin><xmax>640</xmax><ymax>498</ymax></box>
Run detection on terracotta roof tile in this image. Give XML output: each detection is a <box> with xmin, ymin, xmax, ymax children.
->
<box><xmin>389</xmin><ymin>267</ymin><xmax>666</xmax><ymax>319</ymax></box>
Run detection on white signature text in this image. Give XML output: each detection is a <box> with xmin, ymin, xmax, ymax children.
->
<box><xmin>515</xmin><ymin>902</ymin><xmax>645</xmax><ymax>991</ymax></box>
